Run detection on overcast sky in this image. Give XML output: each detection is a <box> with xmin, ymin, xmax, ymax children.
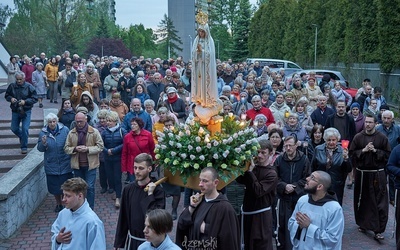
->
<box><xmin>3</xmin><ymin>0</ymin><xmax>258</xmax><ymax>29</ymax></box>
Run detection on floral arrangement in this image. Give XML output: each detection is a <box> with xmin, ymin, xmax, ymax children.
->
<box><xmin>154</xmin><ymin>114</ymin><xmax>260</xmax><ymax>184</ymax></box>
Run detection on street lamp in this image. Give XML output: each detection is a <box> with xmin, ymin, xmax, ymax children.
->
<box><xmin>189</xmin><ymin>35</ymin><xmax>193</xmax><ymax>50</ymax></box>
<box><xmin>215</xmin><ymin>39</ymin><xmax>220</xmax><ymax>59</ymax></box>
<box><xmin>311</xmin><ymin>24</ymin><xmax>318</xmax><ymax>68</ymax></box>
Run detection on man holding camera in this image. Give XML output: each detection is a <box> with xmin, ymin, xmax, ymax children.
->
<box><xmin>5</xmin><ymin>71</ymin><xmax>38</xmax><ymax>154</ymax></box>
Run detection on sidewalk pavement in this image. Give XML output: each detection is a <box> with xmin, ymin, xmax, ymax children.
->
<box><xmin>0</xmin><ymin>178</ymin><xmax>396</xmax><ymax>250</ymax></box>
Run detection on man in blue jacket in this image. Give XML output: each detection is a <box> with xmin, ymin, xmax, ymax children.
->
<box><xmin>122</xmin><ymin>98</ymin><xmax>152</xmax><ymax>132</ymax></box>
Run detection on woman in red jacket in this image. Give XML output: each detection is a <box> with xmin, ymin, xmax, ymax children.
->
<box><xmin>121</xmin><ymin>117</ymin><xmax>155</xmax><ymax>182</ymax></box>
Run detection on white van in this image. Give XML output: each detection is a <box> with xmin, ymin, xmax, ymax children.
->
<box><xmin>246</xmin><ymin>58</ymin><xmax>302</xmax><ymax>75</ymax></box>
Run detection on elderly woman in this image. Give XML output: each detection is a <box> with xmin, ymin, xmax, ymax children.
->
<box><xmin>101</xmin><ymin>111</ymin><xmax>127</xmax><ymax>208</ymax></box>
<box><xmin>311</xmin><ymin>128</ymin><xmax>352</xmax><ymax>205</ymax></box>
<box><xmin>349</xmin><ymin>102</ymin><xmax>365</xmax><ymax>133</ymax></box>
<box><xmin>109</xmin><ymin>92</ymin><xmax>129</xmax><ymax>122</ymax></box>
<box><xmin>103</xmin><ymin>67</ymin><xmax>120</xmax><ymax>100</ymax></box>
<box><xmin>32</xmin><ymin>62</ymin><xmax>47</xmax><ymax>108</ymax></box>
<box><xmin>84</xmin><ymin>62</ymin><xmax>101</xmax><ymax>103</ymax></box>
<box><xmin>232</xmin><ymin>91</ymin><xmax>253</xmax><ymax>116</ymax></box>
<box><xmin>269</xmin><ymin>92</ymin><xmax>291</xmax><ymax>128</ymax></box>
<box><xmin>293</xmin><ymin>99</ymin><xmax>314</xmax><ymax>133</ymax></box>
<box><xmin>7</xmin><ymin>56</ymin><xmax>20</xmax><ymax>84</ymax></box>
<box><xmin>254</xmin><ymin>114</ymin><xmax>269</xmax><ymax>138</ymax></box>
<box><xmin>282</xmin><ymin>112</ymin><xmax>309</xmax><ymax>151</ymax></box>
<box><xmin>70</xmin><ymin>72</ymin><xmax>94</xmax><ymax>108</ymax></box>
<box><xmin>305</xmin><ymin>77</ymin><xmax>322</xmax><ymax>110</ymax></box>
<box><xmin>152</xmin><ymin>107</ymin><xmax>170</xmax><ymax>143</ymax></box>
<box><xmin>164</xmin><ymin>87</ymin><xmax>187</xmax><ymax>123</ymax></box>
<box><xmin>37</xmin><ymin>113</ymin><xmax>72</xmax><ymax>212</ymax></box>
<box><xmin>118</xmin><ymin>67</ymin><xmax>136</xmax><ymax>105</ymax></box>
<box><xmin>121</xmin><ymin>117</ymin><xmax>155</xmax><ymax>182</ymax></box>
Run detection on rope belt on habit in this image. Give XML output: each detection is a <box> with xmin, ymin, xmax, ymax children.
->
<box><xmin>356</xmin><ymin>168</ymin><xmax>385</xmax><ymax>211</ymax></box>
<box><xmin>240</xmin><ymin>205</ymin><xmax>271</xmax><ymax>250</ymax></box>
<box><xmin>125</xmin><ymin>230</ymin><xmax>146</xmax><ymax>250</ymax></box>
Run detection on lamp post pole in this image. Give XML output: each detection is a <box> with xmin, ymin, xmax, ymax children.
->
<box><xmin>215</xmin><ymin>39</ymin><xmax>220</xmax><ymax>59</ymax></box>
<box><xmin>189</xmin><ymin>35</ymin><xmax>192</xmax><ymax>50</ymax></box>
<box><xmin>312</xmin><ymin>24</ymin><xmax>318</xmax><ymax>68</ymax></box>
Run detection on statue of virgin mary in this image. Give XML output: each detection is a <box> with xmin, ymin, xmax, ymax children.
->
<box><xmin>191</xmin><ymin>12</ymin><xmax>222</xmax><ymax>124</ymax></box>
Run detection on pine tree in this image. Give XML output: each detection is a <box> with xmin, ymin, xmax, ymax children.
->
<box><xmin>156</xmin><ymin>14</ymin><xmax>183</xmax><ymax>58</ymax></box>
<box><xmin>230</xmin><ymin>0</ymin><xmax>251</xmax><ymax>62</ymax></box>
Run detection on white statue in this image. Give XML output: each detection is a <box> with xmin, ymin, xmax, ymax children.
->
<box><xmin>191</xmin><ymin>12</ymin><xmax>222</xmax><ymax>124</ymax></box>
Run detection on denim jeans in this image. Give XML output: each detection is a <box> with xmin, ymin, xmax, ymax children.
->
<box><xmin>74</xmin><ymin>166</ymin><xmax>96</xmax><ymax>209</ymax></box>
<box><xmin>11</xmin><ymin>110</ymin><xmax>31</xmax><ymax>150</ymax></box>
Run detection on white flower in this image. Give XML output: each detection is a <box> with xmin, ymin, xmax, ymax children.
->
<box><xmin>155</xmin><ymin>144</ymin><xmax>161</xmax><ymax>149</ymax></box>
<box><xmin>213</xmin><ymin>141</ymin><xmax>219</xmax><ymax>147</ymax></box>
<box><xmin>196</xmin><ymin>146</ymin><xmax>202</xmax><ymax>152</ymax></box>
<box><xmin>235</xmin><ymin>147</ymin><xmax>241</xmax><ymax>153</ymax></box>
<box><xmin>168</xmin><ymin>133</ymin><xmax>174</xmax><ymax>137</ymax></box>
<box><xmin>190</xmin><ymin>155</ymin><xmax>196</xmax><ymax>160</ymax></box>
<box><xmin>195</xmin><ymin>136</ymin><xmax>201</xmax><ymax>142</ymax></box>
<box><xmin>171</xmin><ymin>151</ymin><xmax>177</xmax><ymax>157</ymax></box>
<box><xmin>206</xmin><ymin>143</ymin><xmax>212</xmax><ymax>149</ymax></box>
<box><xmin>180</xmin><ymin>153</ymin><xmax>187</xmax><ymax>159</ymax></box>
<box><xmin>232</xmin><ymin>133</ymin><xmax>238</xmax><ymax>139</ymax></box>
<box><xmin>178</xmin><ymin>131</ymin><xmax>184</xmax><ymax>137</ymax></box>
<box><xmin>253</xmin><ymin>132</ymin><xmax>258</xmax><ymax>137</ymax></box>
<box><xmin>199</xmin><ymin>155</ymin><xmax>205</xmax><ymax>161</ymax></box>
<box><xmin>221</xmin><ymin>163</ymin><xmax>228</xmax><ymax>169</ymax></box>
<box><xmin>223</xmin><ymin>150</ymin><xmax>229</xmax><ymax>158</ymax></box>
<box><xmin>227</xmin><ymin>137</ymin><xmax>233</xmax><ymax>143</ymax></box>
<box><xmin>156</xmin><ymin>131</ymin><xmax>165</xmax><ymax>137</ymax></box>
<box><xmin>158</xmin><ymin>137</ymin><xmax>163</xmax><ymax>142</ymax></box>
<box><xmin>176</xmin><ymin>143</ymin><xmax>182</xmax><ymax>148</ymax></box>
<box><xmin>246</xmin><ymin>140</ymin><xmax>252</xmax><ymax>145</ymax></box>
<box><xmin>238</xmin><ymin>130</ymin><xmax>244</xmax><ymax>136</ymax></box>
<box><xmin>222</xmin><ymin>139</ymin><xmax>228</xmax><ymax>144</ymax></box>
<box><xmin>169</xmin><ymin>141</ymin><xmax>175</xmax><ymax>146</ymax></box>
<box><xmin>161</xmin><ymin>145</ymin><xmax>167</xmax><ymax>150</ymax></box>
<box><xmin>186</xmin><ymin>130</ymin><xmax>191</xmax><ymax>136</ymax></box>
<box><xmin>188</xmin><ymin>145</ymin><xmax>193</xmax><ymax>151</ymax></box>
<box><xmin>207</xmin><ymin>162</ymin><xmax>213</xmax><ymax>167</ymax></box>
<box><xmin>213</xmin><ymin>153</ymin><xmax>219</xmax><ymax>159</ymax></box>
<box><xmin>176</xmin><ymin>135</ymin><xmax>181</xmax><ymax>140</ymax></box>
<box><xmin>240</xmin><ymin>144</ymin><xmax>246</xmax><ymax>149</ymax></box>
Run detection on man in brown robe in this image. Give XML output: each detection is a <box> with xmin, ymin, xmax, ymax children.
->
<box><xmin>114</xmin><ymin>153</ymin><xmax>165</xmax><ymax>250</ymax></box>
<box><xmin>176</xmin><ymin>167</ymin><xmax>240</xmax><ymax>250</ymax></box>
<box><xmin>349</xmin><ymin>114</ymin><xmax>390</xmax><ymax>240</ymax></box>
<box><xmin>236</xmin><ymin>139</ymin><xmax>278</xmax><ymax>250</ymax></box>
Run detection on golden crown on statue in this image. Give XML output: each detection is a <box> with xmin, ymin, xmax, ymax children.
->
<box><xmin>196</xmin><ymin>11</ymin><xmax>208</xmax><ymax>25</ymax></box>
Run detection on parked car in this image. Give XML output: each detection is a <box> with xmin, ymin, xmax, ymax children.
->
<box><xmin>246</xmin><ymin>58</ymin><xmax>303</xmax><ymax>76</ymax></box>
<box><xmin>289</xmin><ymin>69</ymin><xmax>357</xmax><ymax>97</ymax></box>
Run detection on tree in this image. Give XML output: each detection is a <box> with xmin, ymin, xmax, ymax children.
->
<box><xmin>156</xmin><ymin>14</ymin><xmax>182</xmax><ymax>58</ymax></box>
<box><xmin>230</xmin><ymin>0</ymin><xmax>251</xmax><ymax>62</ymax></box>
<box><xmin>117</xmin><ymin>24</ymin><xmax>157</xmax><ymax>58</ymax></box>
<box><xmin>85</xmin><ymin>37</ymin><xmax>132</xmax><ymax>58</ymax></box>
<box><xmin>0</xmin><ymin>4</ymin><xmax>13</xmax><ymax>37</ymax></box>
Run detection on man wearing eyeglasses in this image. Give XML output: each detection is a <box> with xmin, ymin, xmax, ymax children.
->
<box><xmin>5</xmin><ymin>71</ymin><xmax>38</xmax><ymax>154</ymax></box>
<box><xmin>288</xmin><ymin>171</ymin><xmax>344</xmax><ymax>250</ymax></box>
<box><xmin>273</xmin><ymin>136</ymin><xmax>311</xmax><ymax>249</ymax></box>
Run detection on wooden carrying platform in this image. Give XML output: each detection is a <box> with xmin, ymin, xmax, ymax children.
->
<box><xmin>163</xmin><ymin>162</ymin><xmax>250</xmax><ymax>191</ymax></box>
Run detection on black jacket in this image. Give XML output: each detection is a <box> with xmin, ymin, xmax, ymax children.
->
<box><xmin>5</xmin><ymin>82</ymin><xmax>38</xmax><ymax>112</ymax></box>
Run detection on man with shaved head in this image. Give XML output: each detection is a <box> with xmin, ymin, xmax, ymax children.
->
<box><xmin>289</xmin><ymin>171</ymin><xmax>344</xmax><ymax>250</ymax></box>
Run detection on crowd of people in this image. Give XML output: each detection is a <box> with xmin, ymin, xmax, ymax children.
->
<box><xmin>5</xmin><ymin>49</ymin><xmax>400</xmax><ymax>250</ymax></box>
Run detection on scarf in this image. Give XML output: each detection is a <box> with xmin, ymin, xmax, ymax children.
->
<box><xmin>297</xmin><ymin>111</ymin><xmax>305</xmax><ymax>122</ymax></box>
<box><xmin>167</xmin><ymin>94</ymin><xmax>178</xmax><ymax>104</ymax></box>
<box><xmin>108</xmin><ymin>124</ymin><xmax>119</xmax><ymax>132</ymax></box>
<box><xmin>76</xmin><ymin>122</ymin><xmax>88</xmax><ymax>146</ymax></box>
<box><xmin>274</xmin><ymin>101</ymin><xmax>285</xmax><ymax>109</ymax></box>
<box><xmin>47</xmin><ymin>124</ymin><xmax>59</xmax><ymax>136</ymax></box>
<box><xmin>325</xmin><ymin>146</ymin><xmax>337</xmax><ymax>170</ymax></box>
